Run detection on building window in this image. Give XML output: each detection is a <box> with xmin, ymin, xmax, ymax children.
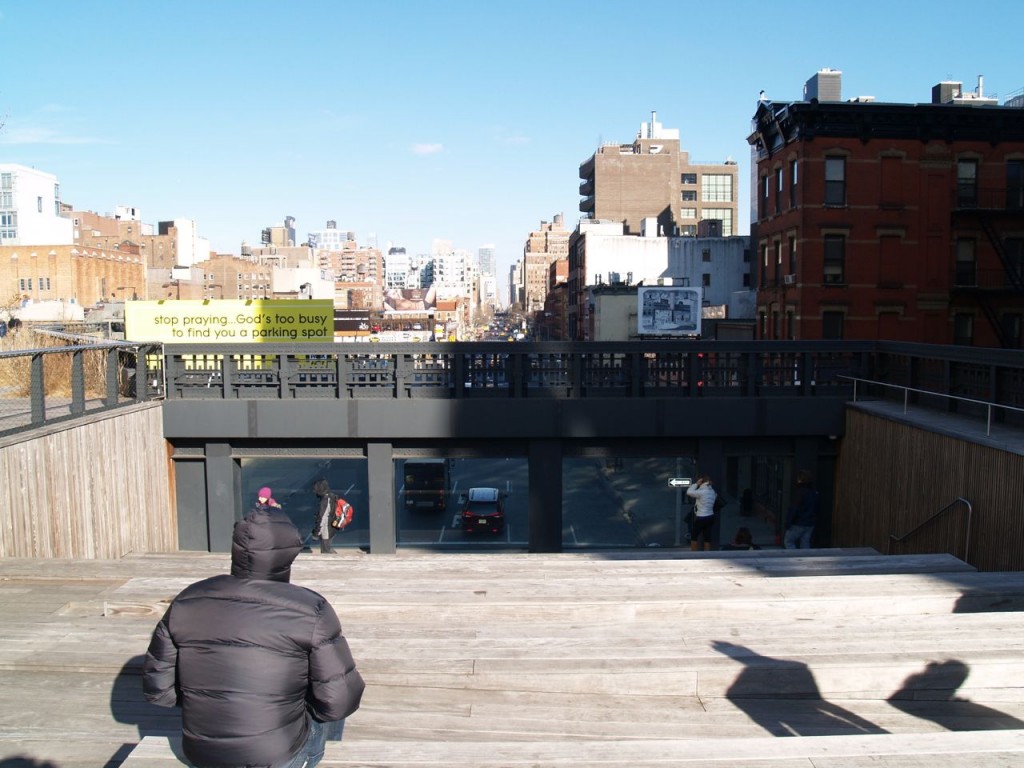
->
<box><xmin>702</xmin><ymin>273</ymin><xmax>711</xmax><ymax>288</ymax></box>
<box><xmin>37</xmin><ymin>196</ymin><xmax>43</xmax><ymax>213</ymax></box>
<box><xmin>823</xmin><ymin>235</ymin><xmax>845</xmax><ymax>284</ymax></box>
<box><xmin>681</xmin><ymin>190</ymin><xmax>697</xmax><ymax>202</ymax></box>
<box><xmin>702</xmin><ymin>208</ymin><xmax>733</xmax><ymax>236</ymax></box>
<box><xmin>786</xmin><ymin>310</ymin><xmax>795</xmax><ymax>340</ymax></box>
<box><xmin>953</xmin><ymin>313</ymin><xmax>974</xmax><ymax>346</ymax></box>
<box><xmin>0</xmin><ymin>173</ymin><xmax>11</xmax><ymax>209</ymax></box>
<box><xmin>824</xmin><ymin>157</ymin><xmax>846</xmax><ymax>206</ymax></box>
<box><xmin>955</xmin><ymin>239</ymin><xmax>976</xmax><ymax>286</ymax></box>
<box><xmin>789</xmin><ymin>159</ymin><xmax>798</xmax><ymax>208</ymax></box>
<box><xmin>822</xmin><ymin>311</ymin><xmax>844</xmax><ymax>339</ymax></box>
<box><xmin>774</xmin><ymin>168</ymin><xmax>783</xmax><ymax>213</ymax></box>
<box><xmin>702</xmin><ymin>174</ymin><xmax>733</xmax><ymax>203</ymax></box>
<box><xmin>742</xmin><ymin>273</ymin><xmax>750</xmax><ymax>287</ymax></box>
<box><xmin>1005</xmin><ymin>238</ymin><xmax>1024</xmax><ymax>288</ymax></box>
<box><xmin>788</xmin><ymin>235</ymin><xmax>797</xmax><ymax>274</ymax></box>
<box><xmin>681</xmin><ymin>173</ymin><xmax>697</xmax><ymax>185</ymax></box>
<box><xmin>761</xmin><ymin>244</ymin><xmax>769</xmax><ymax>288</ymax></box>
<box><xmin>1007</xmin><ymin>160</ymin><xmax>1024</xmax><ymax>210</ymax></box>
<box><xmin>0</xmin><ymin>211</ymin><xmax>16</xmax><ymax>240</ymax></box>
<box><xmin>957</xmin><ymin>160</ymin><xmax>978</xmax><ymax>208</ymax></box>
<box><xmin>702</xmin><ymin>249</ymin><xmax>711</xmax><ymax>262</ymax></box>
<box><xmin>680</xmin><ymin>208</ymin><xmax>697</xmax><ymax>219</ymax></box>
<box><xmin>775</xmin><ymin>241</ymin><xmax>783</xmax><ymax>285</ymax></box>
<box><xmin>1002</xmin><ymin>313</ymin><xmax>1023</xmax><ymax>348</ymax></box>
<box><xmin>760</xmin><ymin>176</ymin><xmax>769</xmax><ymax>220</ymax></box>
<box><xmin>19</xmin><ymin>278</ymin><xmax>26</xmax><ymax>292</ymax></box>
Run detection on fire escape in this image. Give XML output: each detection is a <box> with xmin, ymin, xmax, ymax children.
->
<box><xmin>951</xmin><ymin>179</ymin><xmax>1024</xmax><ymax>348</ymax></box>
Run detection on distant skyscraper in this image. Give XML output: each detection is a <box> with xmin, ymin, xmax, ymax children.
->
<box><xmin>478</xmin><ymin>244</ymin><xmax>496</xmax><ymax>276</ymax></box>
<box><xmin>521</xmin><ymin>214</ymin><xmax>569</xmax><ymax>314</ymax></box>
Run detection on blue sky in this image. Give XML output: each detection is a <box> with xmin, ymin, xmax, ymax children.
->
<box><xmin>2</xmin><ymin>1</ymin><xmax>1022</xmax><ymax>302</ymax></box>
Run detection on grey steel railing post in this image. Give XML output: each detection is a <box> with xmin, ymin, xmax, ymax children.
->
<box><xmin>103</xmin><ymin>347</ymin><xmax>117</xmax><ymax>407</ymax></box>
<box><xmin>71</xmin><ymin>348</ymin><xmax>87</xmax><ymax>413</ymax></box>
<box><xmin>30</xmin><ymin>353</ymin><xmax>45</xmax><ymax>425</ymax></box>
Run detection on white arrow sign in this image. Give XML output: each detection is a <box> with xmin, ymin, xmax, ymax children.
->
<box><xmin>668</xmin><ymin>477</ymin><xmax>692</xmax><ymax>488</ymax></box>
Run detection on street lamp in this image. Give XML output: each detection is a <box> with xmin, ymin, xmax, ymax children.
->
<box><xmin>117</xmin><ymin>286</ymin><xmax>138</xmax><ymax>301</ymax></box>
<box><xmin>161</xmin><ymin>280</ymin><xmax>181</xmax><ymax>299</ymax></box>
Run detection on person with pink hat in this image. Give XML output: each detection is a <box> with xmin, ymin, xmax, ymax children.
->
<box><xmin>257</xmin><ymin>486</ymin><xmax>282</xmax><ymax>509</ymax></box>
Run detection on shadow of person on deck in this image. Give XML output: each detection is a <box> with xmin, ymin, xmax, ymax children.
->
<box><xmin>712</xmin><ymin>640</ymin><xmax>888</xmax><ymax>736</ymax></box>
<box><xmin>887</xmin><ymin>660</ymin><xmax>1024</xmax><ymax>730</ymax></box>
<box><xmin>106</xmin><ymin>654</ymin><xmax>183</xmax><ymax>767</ymax></box>
<box><xmin>0</xmin><ymin>759</ymin><xmax>60</xmax><ymax>767</ymax></box>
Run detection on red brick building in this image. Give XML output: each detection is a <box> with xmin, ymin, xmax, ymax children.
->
<box><xmin>748</xmin><ymin>79</ymin><xmax>1024</xmax><ymax>347</ymax></box>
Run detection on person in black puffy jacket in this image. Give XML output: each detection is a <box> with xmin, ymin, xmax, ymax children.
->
<box><xmin>143</xmin><ymin>503</ymin><xmax>365</xmax><ymax>768</ymax></box>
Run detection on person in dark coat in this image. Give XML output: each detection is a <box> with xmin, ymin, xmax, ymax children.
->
<box><xmin>784</xmin><ymin>469</ymin><xmax>820</xmax><ymax>549</ymax></box>
<box><xmin>143</xmin><ymin>505</ymin><xmax>364</xmax><ymax>768</ymax></box>
<box><xmin>312</xmin><ymin>478</ymin><xmax>338</xmax><ymax>554</ymax></box>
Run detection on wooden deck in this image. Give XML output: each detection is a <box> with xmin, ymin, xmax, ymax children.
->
<box><xmin>2</xmin><ymin>548</ymin><xmax>1023</xmax><ymax>767</ymax></box>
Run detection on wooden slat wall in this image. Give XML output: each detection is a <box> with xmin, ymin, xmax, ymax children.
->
<box><xmin>0</xmin><ymin>403</ymin><xmax>176</xmax><ymax>559</ymax></box>
<box><xmin>835</xmin><ymin>408</ymin><xmax>1024</xmax><ymax>572</ymax></box>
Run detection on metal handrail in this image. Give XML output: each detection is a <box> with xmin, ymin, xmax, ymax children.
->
<box><xmin>841</xmin><ymin>375</ymin><xmax>1024</xmax><ymax>437</ymax></box>
<box><xmin>888</xmin><ymin>497</ymin><xmax>973</xmax><ymax>563</ymax></box>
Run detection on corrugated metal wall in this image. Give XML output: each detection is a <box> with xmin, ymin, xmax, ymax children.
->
<box><xmin>835</xmin><ymin>408</ymin><xmax>1024</xmax><ymax>571</ymax></box>
<box><xmin>0</xmin><ymin>404</ymin><xmax>176</xmax><ymax>559</ymax></box>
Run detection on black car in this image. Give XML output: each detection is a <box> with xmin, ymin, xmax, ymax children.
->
<box><xmin>460</xmin><ymin>487</ymin><xmax>505</xmax><ymax>534</ymax></box>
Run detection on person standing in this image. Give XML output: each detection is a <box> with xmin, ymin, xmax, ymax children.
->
<box><xmin>784</xmin><ymin>470</ymin><xmax>819</xmax><ymax>549</ymax></box>
<box><xmin>258</xmin><ymin>486</ymin><xmax>282</xmax><ymax>510</ymax></box>
<box><xmin>686</xmin><ymin>474</ymin><xmax>718</xmax><ymax>551</ymax></box>
<box><xmin>312</xmin><ymin>478</ymin><xmax>339</xmax><ymax>554</ymax></box>
<box><xmin>143</xmin><ymin>504</ymin><xmax>364</xmax><ymax>768</ymax></box>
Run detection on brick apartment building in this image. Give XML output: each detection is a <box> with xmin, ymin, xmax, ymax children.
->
<box><xmin>579</xmin><ymin>112</ymin><xmax>740</xmax><ymax>239</ymax></box>
<box><xmin>749</xmin><ymin>71</ymin><xmax>1024</xmax><ymax>347</ymax></box>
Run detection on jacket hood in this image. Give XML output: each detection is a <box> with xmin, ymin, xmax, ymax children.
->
<box><xmin>230</xmin><ymin>507</ymin><xmax>303</xmax><ymax>582</ymax></box>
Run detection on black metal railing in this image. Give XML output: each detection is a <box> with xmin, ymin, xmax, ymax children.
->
<box><xmin>160</xmin><ymin>341</ymin><xmax>875</xmax><ymax>400</ymax></box>
<box><xmin>888</xmin><ymin>497</ymin><xmax>973</xmax><ymax>563</ymax></box>
<box><xmin>0</xmin><ymin>341</ymin><xmax>165</xmax><ymax>436</ymax></box>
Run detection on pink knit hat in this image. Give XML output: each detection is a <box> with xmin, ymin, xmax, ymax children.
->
<box><xmin>258</xmin><ymin>487</ymin><xmax>272</xmax><ymax>500</ymax></box>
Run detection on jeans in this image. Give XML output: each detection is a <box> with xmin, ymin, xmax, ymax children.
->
<box><xmin>179</xmin><ymin>717</ymin><xmax>345</xmax><ymax>768</ymax></box>
<box><xmin>785</xmin><ymin>524</ymin><xmax>814</xmax><ymax>549</ymax></box>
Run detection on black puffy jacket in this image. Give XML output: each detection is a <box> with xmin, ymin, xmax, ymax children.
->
<box><xmin>143</xmin><ymin>505</ymin><xmax>364</xmax><ymax>768</ymax></box>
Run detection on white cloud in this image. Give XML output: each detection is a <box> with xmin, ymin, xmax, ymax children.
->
<box><xmin>0</xmin><ymin>125</ymin><xmax>111</xmax><ymax>145</ymax></box>
<box><xmin>412</xmin><ymin>143</ymin><xmax>444</xmax><ymax>155</ymax></box>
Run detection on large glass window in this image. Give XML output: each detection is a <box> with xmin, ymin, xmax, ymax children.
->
<box><xmin>824</xmin><ymin>157</ymin><xmax>846</xmax><ymax>206</ymax></box>
<box><xmin>681</xmin><ymin>190</ymin><xmax>697</xmax><ymax>202</ymax></box>
<box><xmin>822</xmin><ymin>311</ymin><xmax>845</xmax><ymax>339</ymax></box>
<box><xmin>1007</xmin><ymin>160</ymin><xmax>1024</xmax><ymax>210</ymax></box>
<box><xmin>702</xmin><ymin>208</ymin><xmax>733</xmax><ymax>236</ymax></box>
<box><xmin>0</xmin><ymin>211</ymin><xmax>16</xmax><ymax>241</ymax></box>
<box><xmin>957</xmin><ymin>160</ymin><xmax>978</xmax><ymax>207</ymax></box>
<box><xmin>955</xmin><ymin>239</ymin><xmax>976</xmax><ymax>286</ymax></box>
<box><xmin>953</xmin><ymin>313</ymin><xmax>974</xmax><ymax>346</ymax></box>
<box><xmin>0</xmin><ymin>173</ymin><xmax>12</xmax><ymax>209</ymax></box>
<box><xmin>789</xmin><ymin>159</ymin><xmax>798</xmax><ymax>207</ymax></box>
<box><xmin>1005</xmin><ymin>238</ymin><xmax>1024</xmax><ymax>288</ymax></box>
<box><xmin>702</xmin><ymin>174</ymin><xmax>734</xmax><ymax>203</ymax></box>
<box><xmin>823</xmin><ymin>235</ymin><xmax>845</xmax><ymax>284</ymax></box>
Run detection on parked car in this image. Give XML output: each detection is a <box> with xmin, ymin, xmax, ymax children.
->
<box><xmin>460</xmin><ymin>487</ymin><xmax>505</xmax><ymax>534</ymax></box>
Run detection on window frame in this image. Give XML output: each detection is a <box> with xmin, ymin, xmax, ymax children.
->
<box><xmin>823</xmin><ymin>234</ymin><xmax>846</xmax><ymax>285</ymax></box>
<box><xmin>824</xmin><ymin>157</ymin><xmax>846</xmax><ymax>206</ymax></box>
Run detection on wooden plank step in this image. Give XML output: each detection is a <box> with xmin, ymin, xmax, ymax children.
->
<box><xmin>122</xmin><ymin>730</ymin><xmax>1024</xmax><ymax>766</ymax></box>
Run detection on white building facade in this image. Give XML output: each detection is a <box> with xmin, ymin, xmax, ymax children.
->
<box><xmin>0</xmin><ymin>164</ymin><xmax>74</xmax><ymax>245</ymax></box>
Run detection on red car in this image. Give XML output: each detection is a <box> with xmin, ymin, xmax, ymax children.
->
<box><xmin>460</xmin><ymin>487</ymin><xmax>505</xmax><ymax>534</ymax></box>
